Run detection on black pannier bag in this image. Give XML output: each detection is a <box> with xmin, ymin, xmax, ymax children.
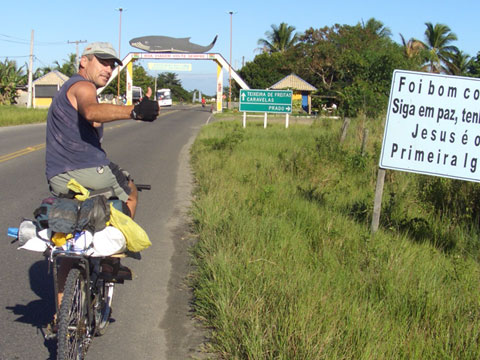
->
<box><xmin>77</xmin><ymin>196</ymin><xmax>110</xmax><ymax>233</ymax></box>
<box><xmin>33</xmin><ymin>195</ymin><xmax>111</xmax><ymax>235</ymax></box>
<box><xmin>48</xmin><ymin>198</ymin><xmax>80</xmax><ymax>234</ymax></box>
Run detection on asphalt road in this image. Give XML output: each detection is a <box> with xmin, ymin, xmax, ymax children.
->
<box><xmin>0</xmin><ymin>105</ymin><xmax>213</xmax><ymax>360</ymax></box>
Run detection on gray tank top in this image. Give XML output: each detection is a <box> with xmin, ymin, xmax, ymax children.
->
<box><xmin>46</xmin><ymin>74</ymin><xmax>109</xmax><ymax>180</ymax></box>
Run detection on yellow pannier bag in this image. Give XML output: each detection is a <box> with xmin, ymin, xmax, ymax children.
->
<box><xmin>108</xmin><ymin>203</ymin><xmax>151</xmax><ymax>252</ymax></box>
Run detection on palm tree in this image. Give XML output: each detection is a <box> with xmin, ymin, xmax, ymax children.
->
<box><xmin>445</xmin><ymin>49</ymin><xmax>470</xmax><ymax>75</ymax></box>
<box><xmin>157</xmin><ymin>72</ymin><xmax>182</xmax><ymax>88</ymax></box>
<box><xmin>467</xmin><ymin>52</ymin><xmax>480</xmax><ymax>78</ymax></box>
<box><xmin>0</xmin><ymin>59</ymin><xmax>26</xmax><ymax>104</ymax></box>
<box><xmin>399</xmin><ymin>34</ymin><xmax>425</xmax><ymax>59</ymax></box>
<box><xmin>257</xmin><ymin>22</ymin><xmax>299</xmax><ymax>53</ymax></box>
<box><xmin>34</xmin><ymin>66</ymin><xmax>53</xmax><ymax>79</ymax></box>
<box><xmin>362</xmin><ymin>18</ymin><xmax>391</xmax><ymax>38</ymax></box>
<box><xmin>54</xmin><ymin>53</ymin><xmax>77</xmax><ymax>77</ymax></box>
<box><xmin>421</xmin><ymin>22</ymin><xmax>458</xmax><ymax>73</ymax></box>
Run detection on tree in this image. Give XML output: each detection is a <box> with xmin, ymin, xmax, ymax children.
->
<box><xmin>467</xmin><ymin>52</ymin><xmax>480</xmax><ymax>78</ymax></box>
<box><xmin>53</xmin><ymin>53</ymin><xmax>77</xmax><ymax>77</ymax></box>
<box><xmin>292</xmin><ymin>25</ymin><xmax>342</xmax><ymax>94</ymax></box>
<box><xmin>399</xmin><ymin>34</ymin><xmax>425</xmax><ymax>59</ymax></box>
<box><xmin>421</xmin><ymin>22</ymin><xmax>459</xmax><ymax>74</ymax></box>
<box><xmin>291</xmin><ymin>19</ymin><xmax>415</xmax><ymax>117</ymax></box>
<box><xmin>156</xmin><ymin>72</ymin><xmax>182</xmax><ymax>88</ymax></box>
<box><xmin>156</xmin><ymin>72</ymin><xmax>189</xmax><ymax>101</ymax></box>
<box><xmin>362</xmin><ymin>18</ymin><xmax>392</xmax><ymax>38</ymax></box>
<box><xmin>257</xmin><ymin>23</ymin><xmax>299</xmax><ymax>53</ymax></box>
<box><xmin>103</xmin><ymin>62</ymin><xmax>154</xmax><ymax>96</ymax></box>
<box><xmin>131</xmin><ymin>64</ymin><xmax>156</xmax><ymax>92</ymax></box>
<box><xmin>0</xmin><ymin>59</ymin><xmax>26</xmax><ymax>105</ymax></box>
<box><xmin>238</xmin><ymin>52</ymin><xmax>292</xmax><ymax>90</ymax></box>
<box><xmin>446</xmin><ymin>49</ymin><xmax>470</xmax><ymax>76</ymax></box>
<box><xmin>34</xmin><ymin>66</ymin><xmax>53</xmax><ymax>79</ymax></box>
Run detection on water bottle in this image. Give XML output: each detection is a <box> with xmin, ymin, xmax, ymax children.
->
<box><xmin>7</xmin><ymin>227</ymin><xmax>19</xmax><ymax>238</ymax></box>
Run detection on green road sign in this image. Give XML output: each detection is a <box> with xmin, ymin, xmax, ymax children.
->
<box><xmin>239</xmin><ymin>89</ymin><xmax>292</xmax><ymax>113</ymax></box>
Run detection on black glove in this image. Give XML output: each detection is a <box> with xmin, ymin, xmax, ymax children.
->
<box><xmin>131</xmin><ymin>97</ymin><xmax>159</xmax><ymax>122</ymax></box>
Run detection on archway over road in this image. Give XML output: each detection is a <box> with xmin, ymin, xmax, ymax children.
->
<box><xmin>97</xmin><ymin>52</ymin><xmax>249</xmax><ymax>112</ymax></box>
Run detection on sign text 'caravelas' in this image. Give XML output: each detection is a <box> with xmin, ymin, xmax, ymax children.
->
<box><xmin>380</xmin><ymin>70</ymin><xmax>480</xmax><ymax>182</ymax></box>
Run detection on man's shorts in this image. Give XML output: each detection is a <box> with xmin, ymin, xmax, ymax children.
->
<box><xmin>48</xmin><ymin>163</ymin><xmax>131</xmax><ymax>202</ymax></box>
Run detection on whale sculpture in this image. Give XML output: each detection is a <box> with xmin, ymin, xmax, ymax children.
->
<box><xmin>129</xmin><ymin>35</ymin><xmax>218</xmax><ymax>53</ymax></box>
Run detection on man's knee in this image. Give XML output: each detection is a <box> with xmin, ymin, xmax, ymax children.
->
<box><xmin>126</xmin><ymin>180</ymin><xmax>138</xmax><ymax>218</ymax></box>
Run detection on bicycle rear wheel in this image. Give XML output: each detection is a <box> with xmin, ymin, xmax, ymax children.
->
<box><xmin>94</xmin><ymin>280</ymin><xmax>114</xmax><ymax>336</ymax></box>
<box><xmin>57</xmin><ymin>267</ymin><xmax>89</xmax><ymax>360</ymax></box>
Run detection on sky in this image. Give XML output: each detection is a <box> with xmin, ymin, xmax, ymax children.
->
<box><xmin>1</xmin><ymin>0</ymin><xmax>478</xmax><ymax>95</ymax></box>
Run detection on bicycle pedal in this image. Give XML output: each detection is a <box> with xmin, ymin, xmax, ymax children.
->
<box><xmin>44</xmin><ymin>332</ymin><xmax>57</xmax><ymax>341</ymax></box>
<box><xmin>44</xmin><ymin>321</ymin><xmax>58</xmax><ymax>340</ymax></box>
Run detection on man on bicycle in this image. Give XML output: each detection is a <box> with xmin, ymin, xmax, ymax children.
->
<box><xmin>46</xmin><ymin>42</ymin><xmax>158</xmax><ymax>217</ymax></box>
<box><xmin>44</xmin><ymin>42</ymin><xmax>158</xmax><ymax>337</ymax></box>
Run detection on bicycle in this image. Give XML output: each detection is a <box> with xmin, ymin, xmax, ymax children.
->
<box><xmin>51</xmin><ymin>183</ymin><xmax>151</xmax><ymax>360</ymax></box>
<box><xmin>9</xmin><ymin>183</ymin><xmax>151</xmax><ymax>360</ymax></box>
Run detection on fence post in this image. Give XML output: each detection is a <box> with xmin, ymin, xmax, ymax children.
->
<box><xmin>361</xmin><ymin>128</ymin><xmax>369</xmax><ymax>156</ymax></box>
<box><xmin>371</xmin><ymin>168</ymin><xmax>386</xmax><ymax>233</ymax></box>
<box><xmin>340</xmin><ymin>117</ymin><xmax>350</xmax><ymax>143</ymax></box>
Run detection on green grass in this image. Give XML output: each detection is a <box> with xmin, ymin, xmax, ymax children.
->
<box><xmin>190</xmin><ymin>118</ymin><xmax>480</xmax><ymax>359</ymax></box>
<box><xmin>0</xmin><ymin>106</ymin><xmax>48</xmax><ymax>126</ymax></box>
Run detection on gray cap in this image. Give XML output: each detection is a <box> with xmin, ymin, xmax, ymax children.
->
<box><xmin>82</xmin><ymin>42</ymin><xmax>123</xmax><ymax>66</ymax></box>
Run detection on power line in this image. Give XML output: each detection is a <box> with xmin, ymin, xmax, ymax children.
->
<box><xmin>34</xmin><ymin>56</ymin><xmax>52</xmax><ymax>68</ymax></box>
<box><xmin>0</xmin><ymin>33</ymin><xmax>71</xmax><ymax>46</ymax></box>
<box><xmin>0</xmin><ymin>38</ymin><xmax>30</xmax><ymax>45</ymax></box>
<box><xmin>0</xmin><ymin>33</ymin><xmax>29</xmax><ymax>43</ymax></box>
<box><xmin>0</xmin><ymin>55</ymin><xmax>30</xmax><ymax>59</ymax></box>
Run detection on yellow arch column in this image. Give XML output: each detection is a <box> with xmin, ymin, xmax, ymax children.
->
<box><xmin>216</xmin><ymin>62</ymin><xmax>223</xmax><ymax>112</ymax></box>
<box><xmin>126</xmin><ymin>61</ymin><xmax>133</xmax><ymax>105</ymax></box>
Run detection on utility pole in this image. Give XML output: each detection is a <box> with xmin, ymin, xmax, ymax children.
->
<box><xmin>116</xmin><ymin>7</ymin><xmax>125</xmax><ymax>101</ymax></box>
<box><xmin>68</xmin><ymin>40</ymin><xmax>87</xmax><ymax>70</ymax></box>
<box><xmin>27</xmin><ymin>30</ymin><xmax>34</xmax><ymax>109</ymax></box>
<box><xmin>228</xmin><ymin>11</ymin><xmax>234</xmax><ymax>110</ymax></box>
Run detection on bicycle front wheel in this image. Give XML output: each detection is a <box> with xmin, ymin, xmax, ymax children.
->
<box><xmin>57</xmin><ymin>267</ymin><xmax>88</xmax><ymax>360</ymax></box>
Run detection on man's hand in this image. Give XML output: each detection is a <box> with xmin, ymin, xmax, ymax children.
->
<box><xmin>130</xmin><ymin>87</ymin><xmax>159</xmax><ymax>122</ymax></box>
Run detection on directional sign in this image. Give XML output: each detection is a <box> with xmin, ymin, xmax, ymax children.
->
<box><xmin>239</xmin><ymin>89</ymin><xmax>292</xmax><ymax>113</ymax></box>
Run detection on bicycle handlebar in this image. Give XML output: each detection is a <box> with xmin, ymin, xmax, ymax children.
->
<box><xmin>135</xmin><ymin>184</ymin><xmax>151</xmax><ymax>191</ymax></box>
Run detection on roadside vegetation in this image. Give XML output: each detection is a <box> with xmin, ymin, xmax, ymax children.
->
<box><xmin>0</xmin><ymin>106</ymin><xmax>47</xmax><ymax>126</ymax></box>
<box><xmin>190</xmin><ymin>117</ymin><xmax>480</xmax><ymax>359</ymax></box>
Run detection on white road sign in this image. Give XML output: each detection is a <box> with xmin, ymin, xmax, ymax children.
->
<box><xmin>380</xmin><ymin>70</ymin><xmax>480</xmax><ymax>182</ymax></box>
